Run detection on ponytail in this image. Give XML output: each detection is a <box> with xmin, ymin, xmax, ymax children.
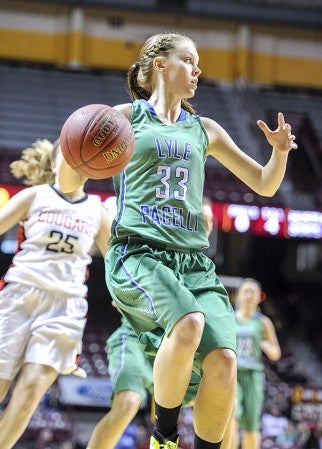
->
<box><xmin>10</xmin><ymin>139</ymin><xmax>55</xmax><ymax>186</ymax></box>
<box><xmin>127</xmin><ymin>62</ymin><xmax>150</xmax><ymax>101</ymax></box>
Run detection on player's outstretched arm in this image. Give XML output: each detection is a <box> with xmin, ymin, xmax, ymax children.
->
<box><xmin>57</xmin><ymin>150</ymin><xmax>88</xmax><ymax>193</ymax></box>
<box><xmin>0</xmin><ymin>187</ymin><xmax>36</xmax><ymax>235</ymax></box>
<box><xmin>204</xmin><ymin>112</ymin><xmax>297</xmax><ymax>197</ymax></box>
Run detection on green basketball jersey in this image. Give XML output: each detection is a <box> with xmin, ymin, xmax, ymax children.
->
<box><xmin>111</xmin><ymin>99</ymin><xmax>210</xmax><ymax>251</ymax></box>
<box><xmin>236</xmin><ymin>312</ymin><xmax>264</xmax><ymax>371</ymax></box>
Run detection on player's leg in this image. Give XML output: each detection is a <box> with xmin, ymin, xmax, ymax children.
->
<box><xmin>151</xmin><ymin>311</ymin><xmax>204</xmax><ymax>447</ymax></box>
<box><xmin>193</xmin><ymin>348</ymin><xmax>237</xmax><ymax>444</ymax></box>
<box><xmin>87</xmin><ymin>389</ymin><xmax>141</xmax><ymax>449</ymax></box>
<box><xmin>0</xmin><ymin>379</ymin><xmax>11</xmax><ymax>404</ymax></box>
<box><xmin>234</xmin><ymin>377</ymin><xmax>245</xmax><ymax>449</ymax></box>
<box><xmin>190</xmin><ymin>260</ymin><xmax>237</xmax><ymax>447</ymax></box>
<box><xmin>0</xmin><ymin>362</ymin><xmax>58</xmax><ymax>449</ymax></box>
<box><xmin>153</xmin><ymin>311</ymin><xmax>205</xmax><ymax>407</ymax></box>
<box><xmin>235</xmin><ymin>421</ymin><xmax>241</xmax><ymax>449</ymax></box>
<box><xmin>241</xmin><ymin>372</ymin><xmax>264</xmax><ymax>449</ymax></box>
<box><xmin>147</xmin><ymin>264</ymin><xmax>206</xmax><ymax>442</ymax></box>
<box><xmin>243</xmin><ymin>431</ymin><xmax>260</xmax><ymax>449</ymax></box>
<box><xmin>0</xmin><ymin>283</ymin><xmax>35</xmax><ymax>405</ymax></box>
<box><xmin>87</xmin><ymin>323</ymin><xmax>153</xmax><ymax>449</ymax></box>
<box><xmin>221</xmin><ymin>407</ymin><xmax>238</xmax><ymax>449</ymax></box>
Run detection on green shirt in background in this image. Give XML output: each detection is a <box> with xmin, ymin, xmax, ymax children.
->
<box><xmin>236</xmin><ymin>312</ymin><xmax>264</xmax><ymax>371</ymax></box>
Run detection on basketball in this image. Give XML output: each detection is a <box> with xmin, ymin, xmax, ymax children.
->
<box><xmin>60</xmin><ymin>104</ymin><xmax>135</xmax><ymax>179</ymax></box>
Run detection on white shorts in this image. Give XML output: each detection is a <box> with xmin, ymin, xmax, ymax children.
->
<box><xmin>0</xmin><ymin>282</ymin><xmax>88</xmax><ymax>380</ymax></box>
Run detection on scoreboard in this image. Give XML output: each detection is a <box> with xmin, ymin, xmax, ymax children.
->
<box><xmin>213</xmin><ymin>203</ymin><xmax>322</xmax><ymax>239</ymax></box>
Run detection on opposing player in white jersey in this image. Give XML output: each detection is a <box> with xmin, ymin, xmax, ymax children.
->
<box><xmin>0</xmin><ymin>139</ymin><xmax>112</xmax><ymax>449</ymax></box>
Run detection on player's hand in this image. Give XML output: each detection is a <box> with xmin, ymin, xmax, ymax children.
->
<box><xmin>257</xmin><ymin>112</ymin><xmax>298</xmax><ymax>153</ymax></box>
<box><xmin>71</xmin><ymin>367</ymin><xmax>87</xmax><ymax>378</ymax></box>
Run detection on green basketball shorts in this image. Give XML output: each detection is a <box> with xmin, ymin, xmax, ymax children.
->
<box><xmin>106</xmin><ymin>322</ymin><xmax>154</xmax><ymax>401</ymax></box>
<box><xmin>236</xmin><ymin>369</ymin><xmax>265</xmax><ymax>431</ymax></box>
<box><xmin>105</xmin><ymin>239</ymin><xmax>236</xmax><ymax>376</ymax></box>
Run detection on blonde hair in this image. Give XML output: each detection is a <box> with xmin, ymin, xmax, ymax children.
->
<box><xmin>127</xmin><ymin>32</ymin><xmax>197</xmax><ymax>114</ymax></box>
<box><xmin>10</xmin><ymin>139</ymin><xmax>55</xmax><ymax>186</ymax></box>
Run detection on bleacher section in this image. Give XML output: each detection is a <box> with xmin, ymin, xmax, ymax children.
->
<box><xmin>0</xmin><ymin>63</ymin><xmax>130</xmax><ymax>150</ymax></box>
<box><xmin>0</xmin><ymin>64</ymin><xmax>254</xmax><ymax>153</ymax></box>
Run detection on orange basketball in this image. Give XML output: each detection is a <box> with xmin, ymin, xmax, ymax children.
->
<box><xmin>60</xmin><ymin>104</ymin><xmax>135</xmax><ymax>179</ymax></box>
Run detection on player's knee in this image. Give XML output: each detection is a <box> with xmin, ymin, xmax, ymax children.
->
<box><xmin>113</xmin><ymin>391</ymin><xmax>141</xmax><ymax>416</ymax></box>
<box><xmin>220</xmin><ymin>349</ymin><xmax>237</xmax><ymax>386</ymax></box>
<box><xmin>173</xmin><ymin>312</ymin><xmax>205</xmax><ymax>348</ymax></box>
<box><xmin>121</xmin><ymin>395</ymin><xmax>141</xmax><ymax>415</ymax></box>
<box><xmin>203</xmin><ymin>348</ymin><xmax>237</xmax><ymax>388</ymax></box>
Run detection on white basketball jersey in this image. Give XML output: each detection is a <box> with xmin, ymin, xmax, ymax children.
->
<box><xmin>4</xmin><ymin>184</ymin><xmax>102</xmax><ymax>297</ymax></box>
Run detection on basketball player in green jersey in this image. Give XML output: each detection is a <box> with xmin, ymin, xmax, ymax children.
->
<box><xmin>234</xmin><ymin>278</ymin><xmax>281</xmax><ymax>449</ymax></box>
<box><xmin>59</xmin><ymin>32</ymin><xmax>297</xmax><ymax>449</ymax></box>
<box><xmin>86</xmin><ymin>197</ymin><xmax>213</xmax><ymax>449</ymax></box>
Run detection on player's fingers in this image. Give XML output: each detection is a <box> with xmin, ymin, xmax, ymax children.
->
<box><xmin>257</xmin><ymin>120</ymin><xmax>271</xmax><ymax>134</ymax></box>
<box><xmin>277</xmin><ymin>112</ymin><xmax>285</xmax><ymax>128</ymax></box>
<box><xmin>289</xmin><ymin>134</ymin><xmax>298</xmax><ymax>149</ymax></box>
<box><xmin>285</xmin><ymin>123</ymin><xmax>292</xmax><ymax>134</ymax></box>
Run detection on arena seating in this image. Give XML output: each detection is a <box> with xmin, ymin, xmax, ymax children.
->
<box><xmin>1</xmin><ymin>62</ymin><xmax>321</xmax><ymax>210</ymax></box>
<box><xmin>79</xmin><ymin>327</ymin><xmax>110</xmax><ymax>378</ymax></box>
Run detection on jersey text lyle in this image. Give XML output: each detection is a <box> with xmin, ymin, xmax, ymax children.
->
<box><xmin>155</xmin><ymin>137</ymin><xmax>191</xmax><ymax>160</ymax></box>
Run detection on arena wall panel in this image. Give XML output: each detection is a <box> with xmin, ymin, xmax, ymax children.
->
<box><xmin>0</xmin><ymin>1</ymin><xmax>321</xmax><ymax>88</ymax></box>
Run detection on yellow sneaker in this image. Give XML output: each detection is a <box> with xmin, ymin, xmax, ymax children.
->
<box><xmin>150</xmin><ymin>435</ymin><xmax>179</xmax><ymax>449</ymax></box>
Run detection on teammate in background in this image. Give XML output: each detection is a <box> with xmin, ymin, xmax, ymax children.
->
<box><xmin>86</xmin><ymin>197</ymin><xmax>213</xmax><ymax>449</ymax></box>
<box><xmin>87</xmin><ymin>311</ymin><xmax>154</xmax><ymax>449</ymax></box>
<box><xmin>234</xmin><ymin>278</ymin><xmax>281</xmax><ymax>449</ymax></box>
<box><xmin>0</xmin><ymin>139</ymin><xmax>111</xmax><ymax>449</ymax></box>
<box><xmin>59</xmin><ymin>32</ymin><xmax>297</xmax><ymax>449</ymax></box>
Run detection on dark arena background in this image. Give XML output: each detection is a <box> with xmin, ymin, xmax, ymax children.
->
<box><xmin>0</xmin><ymin>1</ymin><xmax>321</xmax><ymax>448</ymax></box>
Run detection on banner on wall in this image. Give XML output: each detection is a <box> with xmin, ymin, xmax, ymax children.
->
<box><xmin>58</xmin><ymin>376</ymin><xmax>113</xmax><ymax>408</ymax></box>
<box><xmin>58</xmin><ymin>375</ymin><xmax>148</xmax><ymax>409</ymax></box>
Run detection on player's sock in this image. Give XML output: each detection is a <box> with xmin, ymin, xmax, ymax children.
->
<box><xmin>194</xmin><ymin>434</ymin><xmax>222</xmax><ymax>449</ymax></box>
<box><xmin>153</xmin><ymin>402</ymin><xmax>181</xmax><ymax>442</ymax></box>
